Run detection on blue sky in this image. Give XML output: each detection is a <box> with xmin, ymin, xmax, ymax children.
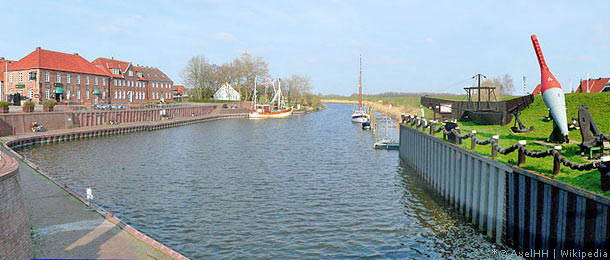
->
<box><xmin>1</xmin><ymin>0</ymin><xmax>609</xmax><ymax>95</ymax></box>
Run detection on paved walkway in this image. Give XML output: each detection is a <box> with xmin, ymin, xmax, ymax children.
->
<box><xmin>8</xmin><ymin>148</ymin><xmax>174</xmax><ymax>259</ymax></box>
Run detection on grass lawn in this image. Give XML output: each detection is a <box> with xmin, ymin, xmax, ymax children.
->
<box><xmin>328</xmin><ymin>93</ymin><xmax>610</xmax><ymax>196</ymax></box>
<box><xmin>448</xmin><ymin>93</ymin><xmax>610</xmax><ymax>196</ymax></box>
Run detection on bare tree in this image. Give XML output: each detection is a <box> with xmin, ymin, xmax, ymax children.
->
<box><xmin>481</xmin><ymin>74</ymin><xmax>515</xmax><ymax>97</ymax></box>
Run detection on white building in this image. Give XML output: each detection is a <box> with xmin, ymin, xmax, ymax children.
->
<box><xmin>213</xmin><ymin>83</ymin><xmax>240</xmax><ymax>101</ymax></box>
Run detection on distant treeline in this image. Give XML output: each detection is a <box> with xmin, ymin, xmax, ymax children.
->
<box><xmin>323</xmin><ymin>92</ymin><xmax>463</xmax><ymax>98</ymax></box>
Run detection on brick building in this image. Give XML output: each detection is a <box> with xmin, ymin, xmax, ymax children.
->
<box><xmin>0</xmin><ymin>58</ymin><xmax>16</xmax><ymax>100</ymax></box>
<box><xmin>139</xmin><ymin>66</ymin><xmax>173</xmax><ymax>102</ymax></box>
<box><xmin>3</xmin><ymin>47</ymin><xmax>174</xmax><ymax>105</ymax></box>
<box><xmin>92</xmin><ymin>57</ymin><xmax>151</xmax><ymax>104</ymax></box>
<box><xmin>5</xmin><ymin>47</ymin><xmax>110</xmax><ymax>104</ymax></box>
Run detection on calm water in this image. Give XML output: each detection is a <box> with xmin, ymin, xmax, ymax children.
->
<box><xmin>18</xmin><ymin>103</ymin><xmax>498</xmax><ymax>259</ymax></box>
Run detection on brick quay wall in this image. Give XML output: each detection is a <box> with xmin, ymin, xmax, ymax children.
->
<box><xmin>0</xmin><ymin>151</ymin><xmax>32</xmax><ymax>259</ymax></box>
<box><xmin>0</xmin><ymin>104</ymin><xmax>233</xmax><ymax>136</ymax></box>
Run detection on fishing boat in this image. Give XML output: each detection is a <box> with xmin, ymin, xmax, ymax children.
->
<box><xmin>351</xmin><ymin>54</ymin><xmax>368</xmax><ymax>123</ymax></box>
<box><xmin>249</xmin><ymin>78</ymin><xmax>292</xmax><ymax>119</ymax></box>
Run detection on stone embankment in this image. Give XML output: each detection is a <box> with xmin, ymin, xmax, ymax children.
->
<box><xmin>0</xmin><ymin>151</ymin><xmax>32</xmax><ymax>259</ymax></box>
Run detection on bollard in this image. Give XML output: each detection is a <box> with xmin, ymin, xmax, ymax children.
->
<box><xmin>456</xmin><ymin>127</ymin><xmax>462</xmax><ymax>145</ymax></box>
<box><xmin>429</xmin><ymin>120</ymin><xmax>434</xmax><ymax>135</ymax></box>
<box><xmin>553</xmin><ymin>145</ymin><xmax>562</xmax><ymax>175</ymax></box>
<box><xmin>86</xmin><ymin>187</ymin><xmax>93</xmax><ymax>207</ymax></box>
<box><xmin>470</xmin><ymin>130</ymin><xmax>477</xmax><ymax>150</ymax></box>
<box><xmin>600</xmin><ymin>156</ymin><xmax>610</xmax><ymax>191</ymax></box>
<box><xmin>491</xmin><ymin>135</ymin><xmax>499</xmax><ymax>157</ymax></box>
<box><xmin>517</xmin><ymin>140</ymin><xmax>527</xmax><ymax>166</ymax></box>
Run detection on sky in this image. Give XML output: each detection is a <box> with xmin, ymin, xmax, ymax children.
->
<box><xmin>1</xmin><ymin>0</ymin><xmax>609</xmax><ymax>96</ymax></box>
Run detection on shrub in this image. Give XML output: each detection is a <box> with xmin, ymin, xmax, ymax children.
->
<box><xmin>23</xmin><ymin>101</ymin><xmax>36</xmax><ymax>107</ymax></box>
<box><xmin>42</xmin><ymin>100</ymin><xmax>57</xmax><ymax>107</ymax></box>
<box><xmin>0</xmin><ymin>101</ymin><xmax>9</xmax><ymax>108</ymax></box>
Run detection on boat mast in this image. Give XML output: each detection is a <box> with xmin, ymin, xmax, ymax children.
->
<box><xmin>253</xmin><ymin>75</ymin><xmax>257</xmax><ymax>109</ymax></box>
<box><xmin>359</xmin><ymin>54</ymin><xmax>363</xmax><ymax>110</ymax></box>
<box><xmin>277</xmin><ymin>78</ymin><xmax>282</xmax><ymax>109</ymax></box>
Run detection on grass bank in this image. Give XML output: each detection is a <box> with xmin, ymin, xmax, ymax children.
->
<box><xmin>453</xmin><ymin>93</ymin><xmax>610</xmax><ymax>196</ymax></box>
<box><xmin>326</xmin><ymin>93</ymin><xmax>610</xmax><ymax>196</ymax></box>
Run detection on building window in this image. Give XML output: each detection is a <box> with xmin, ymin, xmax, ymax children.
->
<box><xmin>28</xmin><ymin>89</ymin><xmax>33</xmax><ymax>98</ymax></box>
<box><xmin>45</xmin><ymin>89</ymin><xmax>50</xmax><ymax>99</ymax></box>
<box><xmin>77</xmin><ymin>75</ymin><xmax>81</xmax><ymax>85</ymax></box>
<box><xmin>86</xmin><ymin>91</ymin><xmax>89</xmax><ymax>99</ymax></box>
<box><xmin>102</xmin><ymin>91</ymin><xmax>105</xmax><ymax>99</ymax></box>
<box><xmin>56</xmin><ymin>72</ymin><xmax>61</xmax><ymax>83</ymax></box>
<box><xmin>113</xmin><ymin>68</ymin><xmax>119</xmax><ymax>75</ymax></box>
<box><xmin>28</xmin><ymin>72</ymin><xmax>36</xmax><ymax>80</ymax></box>
<box><xmin>67</xmin><ymin>90</ymin><xmax>71</xmax><ymax>100</ymax></box>
<box><xmin>18</xmin><ymin>72</ymin><xmax>22</xmax><ymax>82</ymax></box>
<box><xmin>8</xmin><ymin>89</ymin><xmax>12</xmax><ymax>95</ymax></box>
<box><xmin>102</xmin><ymin>78</ymin><xmax>106</xmax><ymax>86</ymax></box>
<box><xmin>77</xmin><ymin>90</ymin><xmax>81</xmax><ymax>99</ymax></box>
<box><xmin>9</xmin><ymin>73</ymin><xmax>13</xmax><ymax>83</ymax></box>
<box><xmin>45</xmin><ymin>72</ymin><xmax>50</xmax><ymax>82</ymax></box>
<box><xmin>66</xmin><ymin>74</ymin><xmax>71</xmax><ymax>84</ymax></box>
<box><xmin>94</xmin><ymin>77</ymin><xmax>98</xmax><ymax>85</ymax></box>
<box><xmin>86</xmin><ymin>76</ymin><xmax>90</xmax><ymax>85</ymax></box>
<box><xmin>129</xmin><ymin>70</ymin><xmax>133</xmax><ymax>76</ymax></box>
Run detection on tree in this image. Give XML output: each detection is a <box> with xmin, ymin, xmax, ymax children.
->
<box><xmin>180</xmin><ymin>56</ymin><xmax>217</xmax><ymax>100</ymax></box>
<box><xmin>481</xmin><ymin>74</ymin><xmax>515</xmax><ymax>97</ymax></box>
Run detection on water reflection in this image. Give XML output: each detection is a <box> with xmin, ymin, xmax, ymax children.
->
<box><xmin>18</xmin><ymin>103</ymin><xmax>499</xmax><ymax>259</ymax></box>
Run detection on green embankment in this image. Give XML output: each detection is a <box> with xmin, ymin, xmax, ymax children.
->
<box><xmin>327</xmin><ymin>93</ymin><xmax>610</xmax><ymax>196</ymax></box>
<box><xmin>455</xmin><ymin>93</ymin><xmax>610</xmax><ymax>196</ymax></box>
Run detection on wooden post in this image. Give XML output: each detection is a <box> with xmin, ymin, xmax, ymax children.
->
<box><xmin>553</xmin><ymin>145</ymin><xmax>562</xmax><ymax>175</ymax></box>
<box><xmin>601</xmin><ymin>156</ymin><xmax>610</xmax><ymax>191</ymax></box>
<box><xmin>517</xmin><ymin>140</ymin><xmax>526</xmax><ymax>166</ymax></box>
<box><xmin>491</xmin><ymin>135</ymin><xmax>499</xmax><ymax>158</ymax></box>
<box><xmin>471</xmin><ymin>130</ymin><xmax>476</xmax><ymax>150</ymax></box>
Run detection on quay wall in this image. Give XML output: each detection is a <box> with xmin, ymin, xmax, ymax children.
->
<box><xmin>0</xmin><ymin>152</ymin><xmax>32</xmax><ymax>259</ymax></box>
<box><xmin>0</xmin><ymin>104</ymin><xmax>225</xmax><ymax>136</ymax></box>
<box><xmin>399</xmin><ymin>124</ymin><xmax>610</xmax><ymax>253</ymax></box>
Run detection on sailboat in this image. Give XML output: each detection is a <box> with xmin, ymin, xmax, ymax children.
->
<box><xmin>351</xmin><ymin>54</ymin><xmax>367</xmax><ymax>123</ymax></box>
<box><xmin>249</xmin><ymin>78</ymin><xmax>292</xmax><ymax>119</ymax></box>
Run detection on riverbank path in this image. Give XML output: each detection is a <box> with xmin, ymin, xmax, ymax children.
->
<box><xmin>2</xmin><ymin>146</ymin><xmax>175</xmax><ymax>259</ymax></box>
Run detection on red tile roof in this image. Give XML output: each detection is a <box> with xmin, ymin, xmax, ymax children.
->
<box><xmin>8</xmin><ymin>48</ymin><xmax>109</xmax><ymax>76</ymax></box>
<box><xmin>532</xmin><ymin>84</ymin><xmax>542</xmax><ymax>95</ymax></box>
<box><xmin>139</xmin><ymin>66</ymin><xmax>172</xmax><ymax>83</ymax></box>
<box><xmin>91</xmin><ymin>57</ymin><xmax>132</xmax><ymax>78</ymax></box>
<box><xmin>575</xmin><ymin>78</ymin><xmax>610</xmax><ymax>93</ymax></box>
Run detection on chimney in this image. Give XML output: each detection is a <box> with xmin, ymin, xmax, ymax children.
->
<box><xmin>36</xmin><ymin>47</ymin><xmax>41</xmax><ymax>50</ymax></box>
<box><xmin>111</xmin><ymin>57</ymin><xmax>114</xmax><ymax>60</ymax></box>
<box><xmin>74</xmin><ymin>53</ymin><xmax>79</xmax><ymax>56</ymax></box>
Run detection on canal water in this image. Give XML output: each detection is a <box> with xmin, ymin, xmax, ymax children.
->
<box><xmin>18</xmin><ymin>103</ymin><xmax>499</xmax><ymax>259</ymax></box>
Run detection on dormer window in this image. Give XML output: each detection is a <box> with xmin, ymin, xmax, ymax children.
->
<box><xmin>113</xmin><ymin>68</ymin><xmax>119</xmax><ymax>75</ymax></box>
<box><xmin>137</xmin><ymin>71</ymin><xmax>142</xmax><ymax>77</ymax></box>
<box><xmin>128</xmin><ymin>70</ymin><xmax>133</xmax><ymax>76</ymax></box>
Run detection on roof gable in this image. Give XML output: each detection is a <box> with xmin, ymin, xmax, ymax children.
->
<box><xmin>577</xmin><ymin>78</ymin><xmax>610</xmax><ymax>93</ymax></box>
<box><xmin>139</xmin><ymin>66</ymin><xmax>172</xmax><ymax>83</ymax></box>
<box><xmin>9</xmin><ymin>48</ymin><xmax>109</xmax><ymax>76</ymax></box>
<box><xmin>91</xmin><ymin>57</ymin><xmax>133</xmax><ymax>78</ymax></box>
